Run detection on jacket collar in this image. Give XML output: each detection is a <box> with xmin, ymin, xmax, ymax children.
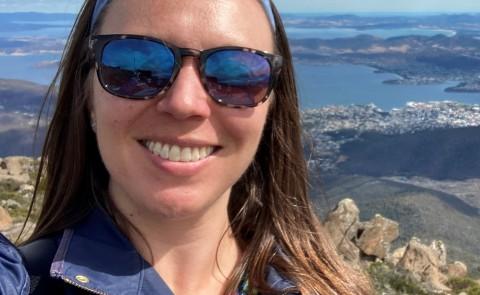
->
<box><xmin>50</xmin><ymin>208</ymin><xmax>173</xmax><ymax>294</ymax></box>
<box><xmin>49</xmin><ymin>208</ymin><xmax>295</xmax><ymax>294</ymax></box>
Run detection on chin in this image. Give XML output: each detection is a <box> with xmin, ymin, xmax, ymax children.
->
<box><xmin>142</xmin><ymin>190</ymin><xmax>221</xmax><ymax>220</ymax></box>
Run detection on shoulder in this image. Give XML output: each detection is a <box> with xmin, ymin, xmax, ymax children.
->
<box><xmin>18</xmin><ymin>233</ymin><xmax>65</xmax><ymax>294</ymax></box>
<box><xmin>266</xmin><ymin>266</ymin><xmax>300</xmax><ymax>294</ymax></box>
<box><xmin>0</xmin><ymin>233</ymin><xmax>30</xmax><ymax>295</ymax></box>
<box><xmin>19</xmin><ymin>234</ymin><xmax>61</xmax><ymax>275</ymax></box>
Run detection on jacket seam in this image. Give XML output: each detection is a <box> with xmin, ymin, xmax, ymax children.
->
<box><xmin>137</xmin><ymin>255</ymin><xmax>146</xmax><ymax>294</ymax></box>
<box><xmin>50</xmin><ymin>229</ymin><xmax>74</xmax><ymax>277</ymax></box>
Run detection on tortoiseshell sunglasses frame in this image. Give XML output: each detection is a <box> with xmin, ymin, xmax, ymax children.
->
<box><xmin>89</xmin><ymin>34</ymin><xmax>283</xmax><ymax>108</ymax></box>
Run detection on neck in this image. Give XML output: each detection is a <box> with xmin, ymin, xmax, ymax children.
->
<box><xmin>111</xmin><ymin>192</ymin><xmax>241</xmax><ymax>295</ymax></box>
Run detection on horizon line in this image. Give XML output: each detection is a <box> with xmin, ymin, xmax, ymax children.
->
<box><xmin>1</xmin><ymin>10</ymin><xmax>480</xmax><ymax>15</ymax></box>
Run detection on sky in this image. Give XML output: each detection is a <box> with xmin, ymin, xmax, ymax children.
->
<box><xmin>1</xmin><ymin>0</ymin><xmax>480</xmax><ymax>14</ymax></box>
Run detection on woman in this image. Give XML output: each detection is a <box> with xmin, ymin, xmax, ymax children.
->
<box><xmin>4</xmin><ymin>0</ymin><xmax>373</xmax><ymax>294</ymax></box>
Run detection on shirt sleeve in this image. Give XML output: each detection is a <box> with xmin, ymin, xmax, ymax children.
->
<box><xmin>0</xmin><ymin>233</ymin><xmax>30</xmax><ymax>295</ymax></box>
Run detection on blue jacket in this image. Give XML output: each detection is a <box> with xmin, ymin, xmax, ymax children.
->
<box><xmin>0</xmin><ymin>233</ymin><xmax>30</xmax><ymax>295</ymax></box>
<box><xmin>1</xmin><ymin>208</ymin><xmax>296</xmax><ymax>294</ymax></box>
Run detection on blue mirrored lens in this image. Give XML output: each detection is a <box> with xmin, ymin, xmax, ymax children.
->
<box><xmin>204</xmin><ymin>50</ymin><xmax>271</xmax><ymax>106</ymax></box>
<box><xmin>100</xmin><ymin>38</ymin><xmax>175</xmax><ymax>98</ymax></box>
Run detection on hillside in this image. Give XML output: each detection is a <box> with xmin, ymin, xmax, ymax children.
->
<box><xmin>337</xmin><ymin>126</ymin><xmax>480</xmax><ymax>180</ymax></box>
<box><xmin>311</xmin><ymin>174</ymin><xmax>480</xmax><ymax>275</ymax></box>
<box><xmin>0</xmin><ymin>79</ymin><xmax>48</xmax><ymax>112</ymax></box>
<box><xmin>0</xmin><ymin>79</ymin><xmax>48</xmax><ymax>156</ymax></box>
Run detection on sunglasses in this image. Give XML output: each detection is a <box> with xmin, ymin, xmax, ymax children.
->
<box><xmin>89</xmin><ymin>34</ymin><xmax>283</xmax><ymax>108</ymax></box>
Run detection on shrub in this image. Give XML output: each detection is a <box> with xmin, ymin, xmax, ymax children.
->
<box><xmin>368</xmin><ymin>261</ymin><xmax>430</xmax><ymax>295</ymax></box>
<box><xmin>448</xmin><ymin>277</ymin><xmax>480</xmax><ymax>295</ymax></box>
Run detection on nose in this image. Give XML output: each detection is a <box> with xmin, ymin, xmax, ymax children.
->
<box><xmin>155</xmin><ymin>57</ymin><xmax>212</xmax><ymax>120</ymax></box>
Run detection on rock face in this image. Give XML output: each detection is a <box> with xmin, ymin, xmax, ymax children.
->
<box><xmin>430</xmin><ymin>240</ymin><xmax>447</xmax><ymax>266</ymax></box>
<box><xmin>0</xmin><ymin>157</ymin><xmax>34</xmax><ymax>183</ymax></box>
<box><xmin>397</xmin><ymin>238</ymin><xmax>450</xmax><ymax>292</ymax></box>
<box><xmin>0</xmin><ymin>206</ymin><xmax>12</xmax><ymax>231</ymax></box>
<box><xmin>324</xmin><ymin>199</ymin><xmax>399</xmax><ymax>262</ymax></box>
<box><xmin>356</xmin><ymin>214</ymin><xmax>399</xmax><ymax>259</ymax></box>
<box><xmin>387</xmin><ymin>246</ymin><xmax>406</xmax><ymax>266</ymax></box>
<box><xmin>446</xmin><ymin>261</ymin><xmax>468</xmax><ymax>278</ymax></box>
<box><xmin>323</xmin><ymin>198</ymin><xmax>470</xmax><ymax>294</ymax></box>
<box><xmin>324</xmin><ymin>198</ymin><xmax>360</xmax><ymax>263</ymax></box>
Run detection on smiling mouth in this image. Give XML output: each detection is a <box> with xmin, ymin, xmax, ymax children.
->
<box><xmin>140</xmin><ymin>140</ymin><xmax>217</xmax><ymax>162</ymax></box>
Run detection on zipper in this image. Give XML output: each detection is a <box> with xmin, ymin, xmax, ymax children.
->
<box><xmin>59</xmin><ymin>276</ymin><xmax>108</xmax><ymax>295</ymax></box>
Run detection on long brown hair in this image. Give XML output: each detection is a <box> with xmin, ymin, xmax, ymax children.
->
<box><xmin>23</xmin><ymin>1</ymin><xmax>372</xmax><ymax>294</ymax></box>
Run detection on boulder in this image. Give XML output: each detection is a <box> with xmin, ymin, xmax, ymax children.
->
<box><xmin>446</xmin><ymin>261</ymin><xmax>468</xmax><ymax>278</ymax></box>
<box><xmin>0</xmin><ymin>156</ymin><xmax>34</xmax><ymax>183</ymax></box>
<box><xmin>1</xmin><ymin>199</ymin><xmax>21</xmax><ymax>210</ymax></box>
<box><xmin>0</xmin><ymin>206</ymin><xmax>12</xmax><ymax>231</ymax></box>
<box><xmin>19</xmin><ymin>184</ymin><xmax>35</xmax><ymax>200</ymax></box>
<box><xmin>386</xmin><ymin>246</ymin><xmax>406</xmax><ymax>266</ymax></box>
<box><xmin>356</xmin><ymin>214</ymin><xmax>399</xmax><ymax>259</ymax></box>
<box><xmin>398</xmin><ymin>237</ymin><xmax>450</xmax><ymax>292</ymax></box>
<box><xmin>324</xmin><ymin>198</ymin><xmax>361</xmax><ymax>263</ymax></box>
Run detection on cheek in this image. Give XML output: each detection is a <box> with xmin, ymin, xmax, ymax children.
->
<box><xmin>219</xmin><ymin>104</ymin><xmax>270</xmax><ymax>152</ymax></box>
<box><xmin>93</xmin><ymin>91</ymin><xmax>142</xmax><ymax>134</ymax></box>
<box><xmin>91</xmin><ymin>75</ymin><xmax>141</xmax><ymax>129</ymax></box>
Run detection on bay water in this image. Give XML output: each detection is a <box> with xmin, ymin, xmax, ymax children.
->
<box><xmin>0</xmin><ymin>14</ymin><xmax>478</xmax><ymax>110</ymax></box>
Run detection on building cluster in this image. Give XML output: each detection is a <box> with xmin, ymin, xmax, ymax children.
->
<box><xmin>303</xmin><ymin>101</ymin><xmax>480</xmax><ymax>135</ymax></box>
<box><xmin>302</xmin><ymin>101</ymin><xmax>480</xmax><ymax>172</ymax></box>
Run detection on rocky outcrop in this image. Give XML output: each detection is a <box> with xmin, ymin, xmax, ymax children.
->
<box><xmin>324</xmin><ymin>198</ymin><xmax>399</xmax><ymax>262</ymax></box>
<box><xmin>324</xmin><ymin>198</ymin><xmax>470</xmax><ymax>294</ymax></box>
<box><xmin>398</xmin><ymin>238</ymin><xmax>450</xmax><ymax>292</ymax></box>
<box><xmin>324</xmin><ymin>199</ymin><xmax>360</xmax><ymax>263</ymax></box>
<box><xmin>388</xmin><ymin>246</ymin><xmax>406</xmax><ymax>266</ymax></box>
<box><xmin>356</xmin><ymin>214</ymin><xmax>399</xmax><ymax>259</ymax></box>
<box><xmin>0</xmin><ymin>157</ymin><xmax>36</xmax><ymax>241</ymax></box>
<box><xmin>430</xmin><ymin>240</ymin><xmax>447</xmax><ymax>266</ymax></box>
<box><xmin>446</xmin><ymin>261</ymin><xmax>468</xmax><ymax>278</ymax></box>
<box><xmin>0</xmin><ymin>157</ymin><xmax>35</xmax><ymax>183</ymax></box>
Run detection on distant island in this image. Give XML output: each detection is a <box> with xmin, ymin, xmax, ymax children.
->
<box><xmin>286</xmin><ymin>14</ymin><xmax>480</xmax><ymax>93</ymax></box>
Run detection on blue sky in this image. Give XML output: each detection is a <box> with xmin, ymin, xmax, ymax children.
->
<box><xmin>1</xmin><ymin>0</ymin><xmax>480</xmax><ymax>13</ymax></box>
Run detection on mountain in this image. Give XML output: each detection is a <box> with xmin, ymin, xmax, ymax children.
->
<box><xmin>0</xmin><ymin>79</ymin><xmax>48</xmax><ymax>156</ymax></box>
<box><xmin>0</xmin><ymin>79</ymin><xmax>48</xmax><ymax>113</ymax></box>
<box><xmin>337</xmin><ymin>126</ymin><xmax>480</xmax><ymax>180</ymax></box>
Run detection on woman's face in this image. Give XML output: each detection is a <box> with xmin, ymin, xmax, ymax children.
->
<box><xmin>91</xmin><ymin>0</ymin><xmax>275</xmax><ymax>220</ymax></box>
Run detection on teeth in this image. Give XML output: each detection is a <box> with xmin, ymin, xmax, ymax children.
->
<box><xmin>180</xmin><ymin>147</ymin><xmax>192</xmax><ymax>162</ymax></box>
<box><xmin>191</xmin><ymin>147</ymin><xmax>200</xmax><ymax>161</ymax></box>
<box><xmin>169</xmin><ymin>145</ymin><xmax>181</xmax><ymax>162</ymax></box>
<box><xmin>144</xmin><ymin>141</ymin><xmax>215</xmax><ymax>162</ymax></box>
<box><xmin>160</xmin><ymin>144</ymin><xmax>169</xmax><ymax>159</ymax></box>
<box><xmin>153</xmin><ymin>142</ymin><xmax>162</xmax><ymax>155</ymax></box>
<box><xmin>199</xmin><ymin>147</ymin><xmax>207</xmax><ymax>159</ymax></box>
